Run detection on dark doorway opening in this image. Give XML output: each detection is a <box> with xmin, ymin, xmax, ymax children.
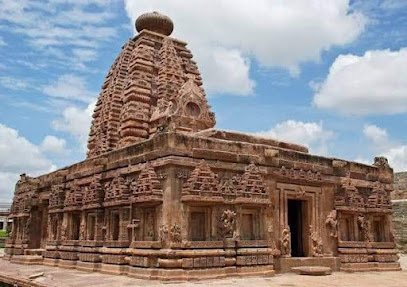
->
<box><xmin>190</xmin><ymin>212</ymin><xmax>206</xmax><ymax>241</ymax></box>
<box><xmin>28</xmin><ymin>206</ymin><xmax>42</xmax><ymax>249</ymax></box>
<box><xmin>288</xmin><ymin>199</ymin><xmax>304</xmax><ymax>257</ymax></box>
<box><xmin>111</xmin><ymin>211</ymin><xmax>120</xmax><ymax>241</ymax></box>
<box><xmin>70</xmin><ymin>213</ymin><xmax>81</xmax><ymax>240</ymax></box>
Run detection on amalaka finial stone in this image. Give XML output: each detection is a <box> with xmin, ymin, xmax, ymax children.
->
<box><xmin>135</xmin><ymin>11</ymin><xmax>174</xmax><ymax>36</ymax></box>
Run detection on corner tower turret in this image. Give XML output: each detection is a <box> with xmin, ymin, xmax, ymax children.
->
<box><xmin>87</xmin><ymin>12</ymin><xmax>215</xmax><ymax>158</ymax></box>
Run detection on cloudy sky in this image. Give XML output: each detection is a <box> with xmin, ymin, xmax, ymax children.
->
<box><xmin>0</xmin><ymin>0</ymin><xmax>407</xmax><ymax>201</ymax></box>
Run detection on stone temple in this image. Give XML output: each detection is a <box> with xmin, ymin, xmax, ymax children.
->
<box><xmin>5</xmin><ymin>12</ymin><xmax>401</xmax><ymax>280</ymax></box>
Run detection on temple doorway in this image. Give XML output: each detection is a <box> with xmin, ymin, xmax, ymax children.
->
<box><xmin>28</xmin><ymin>205</ymin><xmax>48</xmax><ymax>249</ymax></box>
<box><xmin>288</xmin><ymin>199</ymin><xmax>305</xmax><ymax>257</ymax></box>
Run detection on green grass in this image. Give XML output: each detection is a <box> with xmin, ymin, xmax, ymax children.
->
<box><xmin>0</xmin><ymin>230</ymin><xmax>8</xmax><ymax>237</ymax></box>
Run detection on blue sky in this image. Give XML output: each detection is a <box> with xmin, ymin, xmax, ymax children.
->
<box><xmin>0</xmin><ymin>0</ymin><xmax>407</xmax><ymax>201</ymax></box>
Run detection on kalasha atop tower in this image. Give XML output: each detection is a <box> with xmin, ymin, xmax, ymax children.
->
<box><xmin>6</xmin><ymin>11</ymin><xmax>400</xmax><ymax>281</ymax></box>
<box><xmin>87</xmin><ymin>11</ymin><xmax>215</xmax><ymax>158</ymax></box>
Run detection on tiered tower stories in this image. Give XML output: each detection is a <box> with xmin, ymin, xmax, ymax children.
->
<box><xmin>88</xmin><ymin>12</ymin><xmax>215</xmax><ymax>158</ymax></box>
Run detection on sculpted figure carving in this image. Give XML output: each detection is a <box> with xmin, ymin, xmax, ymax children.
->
<box><xmin>79</xmin><ymin>220</ymin><xmax>86</xmax><ymax>241</ymax></box>
<box><xmin>159</xmin><ymin>225</ymin><xmax>169</xmax><ymax>244</ymax></box>
<box><xmin>373</xmin><ymin>156</ymin><xmax>390</xmax><ymax>168</ymax></box>
<box><xmin>61</xmin><ymin>222</ymin><xmax>67</xmax><ymax>241</ymax></box>
<box><xmin>357</xmin><ymin>214</ymin><xmax>372</xmax><ymax>242</ymax></box>
<box><xmin>325</xmin><ymin>210</ymin><xmax>338</xmax><ymax>238</ymax></box>
<box><xmin>170</xmin><ymin>223</ymin><xmax>182</xmax><ymax>243</ymax></box>
<box><xmin>365</xmin><ymin>219</ymin><xmax>373</xmax><ymax>242</ymax></box>
<box><xmin>219</xmin><ymin>209</ymin><xmax>236</xmax><ymax>239</ymax></box>
<box><xmin>296</xmin><ymin>186</ymin><xmax>306</xmax><ymax>198</ymax></box>
<box><xmin>23</xmin><ymin>217</ymin><xmax>31</xmax><ymax>240</ymax></box>
<box><xmin>281</xmin><ymin>227</ymin><xmax>291</xmax><ymax>256</ymax></box>
<box><xmin>310</xmin><ymin>225</ymin><xmax>323</xmax><ymax>257</ymax></box>
<box><xmin>390</xmin><ymin>229</ymin><xmax>396</xmax><ymax>242</ymax></box>
<box><xmin>357</xmin><ymin>214</ymin><xmax>365</xmax><ymax>232</ymax></box>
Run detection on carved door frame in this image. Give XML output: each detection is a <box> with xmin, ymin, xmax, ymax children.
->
<box><xmin>276</xmin><ymin>183</ymin><xmax>322</xmax><ymax>257</ymax></box>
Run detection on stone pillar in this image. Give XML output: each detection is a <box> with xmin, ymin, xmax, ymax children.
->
<box><xmin>22</xmin><ymin>216</ymin><xmax>30</xmax><ymax>243</ymax></box>
<box><xmin>61</xmin><ymin>212</ymin><xmax>68</xmax><ymax>241</ymax></box>
<box><xmin>160</xmin><ymin>166</ymin><xmax>181</xmax><ymax>246</ymax></box>
<box><xmin>119</xmin><ymin>207</ymin><xmax>130</xmax><ymax>242</ymax></box>
<box><xmin>79</xmin><ymin>212</ymin><xmax>86</xmax><ymax>241</ymax></box>
<box><xmin>96</xmin><ymin>209</ymin><xmax>104</xmax><ymax>242</ymax></box>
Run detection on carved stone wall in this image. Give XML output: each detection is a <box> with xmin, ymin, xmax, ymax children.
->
<box><xmin>393</xmin><ymin>200</ymin><xmax>407</xmax><ymax>253</ymax></box>
<box><xmin>393</xmin><ymin>172</ymin><xmax>407</xmax><ymax>252</ymax></box>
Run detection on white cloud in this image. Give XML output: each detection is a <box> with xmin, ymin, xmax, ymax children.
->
<box><xmin>52</xmin><ymin>101</ymin><xmax>95</xmax><ymax>151</ymax></box>
<box><xmin>55</xmin><ymin>8</ymin><xmax>115</xmax><ymax>25</ymax></box>
<box><xmin>0</xmin><ymin>172</ymin><xmax>19</xmax><ymax>202</ymax></box>
<box><xmin>383</xmin><ymin>146</ymin><xmax>407</xmax><ymax>172</ymax></box>
<box><xmin>362</xmin><ymin>124</ymin><xmax>407</xmax><ymax>171</ymax></box>
<box><xmin>40</xmin><ymin>135</ymin><xmax>67</xmax><ymax>155</ymax></box>
<box><xmin>0</xmin><ymin>76</ymin><xmax>30</xmax><ymax>90</ymax></box>
<box><xmin>0</xmin><ymin>123</ymin><xmax>56</xmax><ymax>201</ymax></box>
<box><xmin>255</xmin><ymin>120</ymin><xmax>334</xmax><ymax>155</ymax></box>
<box><xmin>42</xmin><ymin>74</ymin><xmax>96</xmax><ymax>103</ymax></box>
<box><xmin>0</xmin><ymin>124</ymin><xmax>53</xmax><ymax>174</ymax></box>
<box><xmin>11</xmin><ymin>100</ymin><xmax>53</xmax><ymax>114</ymax></box>
<box><xmin>14</xmin><ymin>59</ymin><xmax>47</xmax><ymax>70</ymax></box>
<box><xmin>203</xmin><ymin>47</ymin><xmax>255</xmax><ymax>95</ymax></box>
<box><xmin>313</xmin><ymin>48</ymin><xmax>407</xmax><ymax>115</ymax></box>
<box><xmin>72</xmin><ymin>49</ymin><xmax>98</xmax><ymax>62</ymax></box>
<box><xmin>125</xmin><ymin>0</ymin><xmax>366</xmax><ymax>95</ymax></box>
<box><xmin>0</xmin><ymin>0</ymin><xmax>117</xmax><ymax>70</ymax></box>
<box><xmin>0</xmin><ymin>36</ymin><xmax>6</xmax><ymax>46</ymax></box>
<box><xmin>380</xmin><ymin>0</ymin><xmax>407</xmax><ymax>9</ymax></box>
<box><xmin>353</xmin><ymin>157</ymin><xmax>371</xmax><ymax>166</ymax></box>
<box><xmin>363</xmin><ymin>125</ymin><xmax>390</xmax><ymax>148</ymax></box>
<box><xmin>71</xmin><ymin>49</ymin><xmax>98</xmax><ymax>70</ymax></box>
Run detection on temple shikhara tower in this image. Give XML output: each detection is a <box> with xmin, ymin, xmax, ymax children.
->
<box><xmin>5</xmin><ymin>12</ymin><xmax>401</xmax><ymax>280</ymax></box>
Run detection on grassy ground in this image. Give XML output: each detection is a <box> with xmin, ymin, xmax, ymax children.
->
<box><xmin>0</xmin><ymin>230</ymin><xmax>8</xmax><ymax>248</ymax></box>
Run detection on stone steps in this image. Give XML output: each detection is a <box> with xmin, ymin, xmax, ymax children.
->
<box><xmin>291</xmin><ymin>266</ymin><xmax>332</xmax><ymax>276</ymax></box>
<box><xmin>340</xmin><ymin>262</ymin><xmax>401</xmax><ymax>272</ymax></box>
<box><xmin>24</xmin><ymin>249</ymin><xmax>45</xmax><ymax>256</ymax></box>
<box><xmin>274</xmin><ymin>257</ymin><xmax>340</xmax><ymax>273</ymax></box>
<box><xmin>10</xmin><ymin>255</ymin><xmax>44</xmax><ymax>265</ymax></box>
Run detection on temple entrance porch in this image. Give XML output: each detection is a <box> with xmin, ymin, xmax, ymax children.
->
<box><xmin>275</xmin><ymin>183</ymin><xmax>339</xmax><ymax>272</ymax></box>
<box><xmin>277</xmin><ymin>183</ymin><xmax>323</xmax><ymax>258</ymax></box>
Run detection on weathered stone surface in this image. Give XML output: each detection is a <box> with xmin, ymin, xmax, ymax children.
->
<box><xmin>394</xmin><ymin>172</ymin><xmax>407</xmax><ymax>200</ymax></box>
<box><xmin>392</xmin><ymin>172</ymin><xmax>407</xmax><ymax>253</ymax></box>
<box><xmin>291</xmin><ymin>266</ymin><xmax>332</xmax><ymax>276</ymax></box>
